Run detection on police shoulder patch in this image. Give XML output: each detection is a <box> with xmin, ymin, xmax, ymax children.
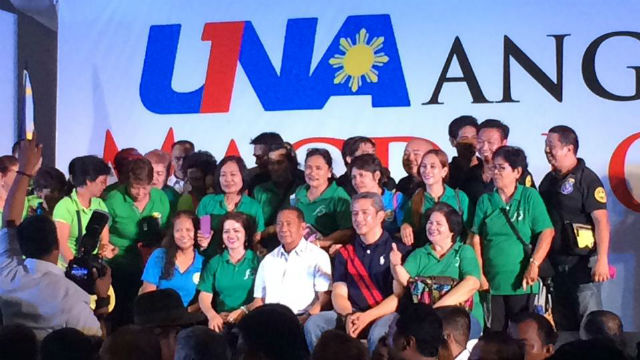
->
<box><xmin>594</xmin><ymin>187</ymin><xmax>607</xmax><ymax>203</ymax></box>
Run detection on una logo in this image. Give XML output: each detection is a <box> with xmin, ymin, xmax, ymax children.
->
<box><xmin>140</xmin><ymin>15</ymin><xmax>410</xmax><ymax>114</ymax></box>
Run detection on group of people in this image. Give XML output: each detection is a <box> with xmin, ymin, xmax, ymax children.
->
<box><xmin>0</xmin><ymin>115</ymin><xmax>622</xmax><ymax>359</ymax></box>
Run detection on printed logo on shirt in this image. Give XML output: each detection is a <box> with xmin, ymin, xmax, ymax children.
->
<box><xmin>379</xmin><ymin>255</ymin><xmax>385</xmax><ymax>266</ymax></box>
<box><xmin>244</xmin><ymin>269</ymin><xmax>254</xmax><ymax>280</ymax></box>
<box><xmin>525</xmin><ymin>175</ymin><xmax>533</xmax><ymax>187</ymax></box>
<box><xmin>192</xmin><ymin>272</ymin><xmax>201</xmax><ymax>284</ymax></box>
<box><xmin>560</xmin><ymin>177</ymin><xmax>575</xmax><ymax>195</ymax></box>
<box><xmin>594</xmin><ymin>187</ymin><xmax>607</xmax><ymax>203</ymax></box>
<box><xmin>313</xmin><ymin>205</ymin><xmax>327</xmax><ymax>217</ymax></box>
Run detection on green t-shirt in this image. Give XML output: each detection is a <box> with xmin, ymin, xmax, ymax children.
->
<box><xmin>177</xmin><ymin>193</ymin><xmax>196</xmax><ymax>212</ymax></box>
<box><xmin>471</xmin><ymin>185</ymin><xmax>552</xmax><ymax>295</ymax></box>
<box><xmin>404</xmin><ymin>242</ymin><xmax>484</xmax><ymax>328</ymax></box>
<box><xmin>253</xmin><ymin>181</ymin><xmax>295</xmax><ymax>226</ymax></box>
<box><xmin>53</xmin><ymin>189</ymin><xmax>110</xmax><ymax>256</ymax></box>
<box><xmin>402</xmin><ymin>185</ymin><xmax>472</xmax><ymax>247</ymax></box>
<box><xmin>162</xmin><ymin>185</ymin><xmax>180</xmax><ymax>218</ymax></box>
<box><xmin>293</xmin><ymin>182</ymin><xmax>352</xmax><ymax>236</ymax></box>
<box><xmin>196</xmin><ymin>194</ymin><xmax>265</xmax><ymax>259</ymax></box>
<box><xmin>197</xmin><ymin>249</ymin><xmax>260</xmax><ymax>312</ymax></box>
<box><xmin>105</xmin><ymin>185</ymin><xmax>170</xmax><ymax>268</ymax></box>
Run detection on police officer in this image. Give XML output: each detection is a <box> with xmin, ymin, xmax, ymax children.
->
<box><xmin>539</xmin><ymin>125</ymin><xmax>611</xmax><ymax>331</ymax></box>
<box><xmin>459</xmin><ymin>119</ymin><xmax>536</xmax><ymax>206</ymax></box>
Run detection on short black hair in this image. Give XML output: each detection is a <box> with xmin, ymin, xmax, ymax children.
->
<box><xmin>424</xmin><ymin>202</ymin><xmax>464</xmax><ymax>241</ymax></box>
<box><xmin>250</xmin><ymin>132</ymin><xmax>284</xmax><ymax>146</ymax></box>
<box><xmin>341</xmin><ymin>136</ymin><xmax>375</xmax><ymax>164</ymax></box>
<box><xmin>448</xmin><ymin>115</ymin><xmax>478</xmax><ymax>139</ymax></box>
<box><xmin>478</xmin><ymin>119</ymin><xmax>510</xmax><ymax>140</ymax></box>
<box><xmin>277</xmin><ymin>206</ymin><xmax>305</xmax><ymax>223</ymax></box>
<box><xmin>0</xmin><ymin>155</ymin><xmax>18</xmax><ymax>175</ymax></box>
<box><xmin>435</xmin><ymin>306</ymin><xmax>471</xmax><ymax>347</ymax></box>
<box><xmin>492</xmin><ymin>146</ymin><xmax>528</xmax><ymax>172</ymax></box>
<box><xmin>511</xmin><ymin>312</ymin><xmax>558</xmax><ymax>346</ymax></box>
<box><xmin>474</xmin><ymin>332</ymin><xmax>524</xmax><ymax>360</ymax></box>
<box><xmin>581</xmin><ymin>310</ymin><xmax>624</xmax><ymax>350</ymax></box>
<box><xmin>549</xmin><ymin>125</ymin><xmax>579</xmax><ymax>155</ymax></box>
<box><xmin>305</xmin><ymin>148</ymin><xmax>334</xmax><ymax>169</ymax></box>
<box><xmin>68</xmin><ymin>155</ymin><xmax>111</xmax><ymax>188</ymax></box>
<box><xmin>181</xmin><ymin>151</ymin><xmax>217</xmax><ymax>179</ymax></box>
<box><xmin>395</xmin><ymin>303</ymin><xmax>445</xmax><ymax>358</ymax></box>
<box><xmin>172</xmin><ymin>140</ymin><xmax>195</xmax><ymax>151</ymax></box>
<box><xmin>99</xmin><ymin>325</ymin><xmax>161</xmax><ymax>360</ymax></box>
<box><xmin>312</xmin><ymin>330</ymin><xmax>367</xmax><ymax>360</ymax></box>
<box><xmin>41</xmin><ymin>328</ymin><xmax>95</xmax><ymax>360</ymax></box>
<box><xmin>33</xmin><ymin>166</ymin><xmax>67</xmax><ymax>193</ymax></box>
<box><xmin>16</xmin><ymin>215</ymin><xmax>59</xmax><ymax>259</ymax></box>
<box><xmin>237</xmin><ymin>303</ymin><xmax>310</xmax><ymax>360</ymax></box>
<box><xmin>349</xmin><ymin>153</ymin><xmax>384</xmax><ymax>187</ymax></box>
<box><xmin>0</xmin><ymin>324</ymin><xmax>38</xmax><ymax>360</ymax></box>
<box><xmin>175</xmin><ymin>326</ymin><xmax>230</xmax><ymax>360</ymax></box>
<box><xmin>214</xmin><ymin>156</ymin><xmax>249</xmax><ymax>194</ymax></box>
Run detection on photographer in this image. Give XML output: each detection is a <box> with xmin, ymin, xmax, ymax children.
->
<box><xmin>0</xmin><ymin>135</ymin><xmax>111</xmax><ymax>340</ymax></box>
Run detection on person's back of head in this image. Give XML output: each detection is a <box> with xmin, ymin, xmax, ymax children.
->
<box><xmin>549</xmin><ymin>338</ymin><xmax>629</xmax><ymax>360</ymax></box>
<box><xmin>99</xmin><ymin>325</ymin><xmax>161</xmax><ymax>360</ymax></box>
<box><xmin>16</xmin><ymin>214</ymin><xmax>58</xmax><ymax>260</ymax></box>
<box><xmin>581</xmin><ymin>310</ymin><xmax>625</xmax><ymax>350</ymax></box>
<box><xmin>237</xmin><ymin>303</ymin><xmax>309</xmax><ymax>360</ymax></box>
<box><xmin>435</xmin><ymin>306</ymin><xmax>471</xmax><ymax>353</ymax></box>
<box><xmin>469</xmin><ymin>332</ymin><xmax>524</xmax><ymax>360</ymax></box>
<box><xmin>392</xmin><ymin>303</ymin><xmax>450</xmax><ymax>359</ymax></box>
<box><xmin>0</xmin><ymin>324</ymin><xmax>38</xmax><ymax>360</ymax></box>
<box><xmin>311</xmin><ymin>329</ymin><xmax>368</xmax><ymax>360</ymax></box>
<box><xmin>174</xmin><ymin>325</ymin><xmax>230</xmax><ymax>360</ymax></box>
<box><xmin>41</xmin><ymin>327</ymin><xmax>95</xmax><ymax>360</ymax></box>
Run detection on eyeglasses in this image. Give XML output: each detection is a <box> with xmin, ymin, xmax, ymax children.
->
<box><xmin>490</xmin><ymin>164</ymin><xmax>510</xmax><ymax>173</ymax></box>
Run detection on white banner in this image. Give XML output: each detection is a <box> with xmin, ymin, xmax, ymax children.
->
<box><xmin>58</xmin><ymin>0</ymin><xmax>640</xmax><ymax>329</ymax></box>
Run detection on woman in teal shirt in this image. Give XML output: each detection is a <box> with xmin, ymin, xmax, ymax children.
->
<box><xmin>471</xmin><ymin>146</ymin><xmax>553</xmax><ymax>331</ymax></box>
<box><xmin>197</xmin><ymin>156</ymin><xmax>265</xmax><ymax>259</ymax></box>
<box><xmin>401</xmin><ymin>149</ymin><xmax>472</xmax><ymax>248</ymax></box>
<box><xmin>198</xmin><ymin>212</ymin><xmax>260</xmax><ymax>332</ymax></box>
<box><xmin>391</xmin><ymin>202</ymin><xmax>483</xmax><ymax>334</ymax></box>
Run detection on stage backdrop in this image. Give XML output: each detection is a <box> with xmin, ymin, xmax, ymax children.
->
<box><xmin>57</xmin><ymin>1</ymin><xmax>640</xmax><ymax>328</ymax></box>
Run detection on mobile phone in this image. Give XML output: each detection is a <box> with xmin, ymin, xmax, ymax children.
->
<box><xmin>200</xmin><ymin>215</ymin><xmax>211</xmax><ymax>237</ymax></box>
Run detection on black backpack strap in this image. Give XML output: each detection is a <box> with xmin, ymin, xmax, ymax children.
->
<box><xmin>499</xmin><ymin>207</ymin><xmax>532</xmax><ymax>256</ymax></box>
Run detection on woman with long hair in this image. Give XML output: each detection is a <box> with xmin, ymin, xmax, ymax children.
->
<box><xmin>141</xmin><ymin>211</ymin><xmax>209</xmax><ymax>309</ymax></box>
<box><xmin>400</xmin><ymin>149</ymin><xmax>471</xmax><ymax>248</ymax></box>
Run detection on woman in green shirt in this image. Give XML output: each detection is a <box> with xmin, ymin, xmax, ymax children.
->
<box><xmin>293</xmin><ymin>148</ymin><xmax>352</xmax><ymax>252</ymax></box>
<box><xmin>198</xmin><ymin>212</ymin><xmax>260</xmax><ymax>332</ymax></box>
<box><xmin>401</xmin><ymin>149</ymin><xmax>471</xmax><ymax>248</ymax></box>
<box><xmin>53</xmin><ymin>155</ymin><xmax>116</xmax><ymax>263</ymax></box>
<box><xmin>105</xmin><ymin>157</ymin><xmax>171</xmax><ymax>327</ymax></box>
<box><xmin>391</xmin><ymin>202</ymin><xmax>483</xmax><ymax>331</ymax></box>
<box><xmin>196</xmin><ymin>156</ymin><xmax>265</xmax><ymax>258</ymax></box>
<box><xmin>470</xmin><ymin>146</ymin><xmax>553</xmax><ymax>331</ymax></box>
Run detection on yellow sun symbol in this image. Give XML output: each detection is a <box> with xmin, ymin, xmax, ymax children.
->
<box><xmin>329</xmin><ymin>28</ymin><xmax>389</xmax><ymax>92</ymax></box>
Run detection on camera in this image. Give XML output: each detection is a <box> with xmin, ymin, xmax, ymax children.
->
<box><xmin>65</xmin><ymin>210</ymin><xmax>111</xmax><ymax>294</ymax></box>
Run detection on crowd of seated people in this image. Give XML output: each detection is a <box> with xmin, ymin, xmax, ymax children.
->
<box><xmin>0</xmin><ymin>116</ymin><xmax>630</xmax><ymax>359</ymax></box>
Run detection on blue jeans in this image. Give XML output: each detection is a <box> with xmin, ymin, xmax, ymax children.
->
<box><xmin>304</xmin><ymin>311</ymin><xmax>396</xmax><ymax>354</ymax></box>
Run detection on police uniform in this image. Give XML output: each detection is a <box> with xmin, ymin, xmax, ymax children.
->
<box><xmin>539</xmin><ymin>158</ymin><xmax>606</xmax><ymax>331</ymax></box>
<box><xmin>460</xmin><ymin>161</ymin><xmax>536</xmax><ymax>207</ymax></box>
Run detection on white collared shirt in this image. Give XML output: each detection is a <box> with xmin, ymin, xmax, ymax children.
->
<box><xmin>0</xmin><ymin>228</ymin><xmax>101</xmax><ymax>340</ymax></box>
<box><xmin>167</xmin><ymin>175</ymin><xmax>185</xmax><ymax>194</ymax></box>
<box><xmin>254</xmin><ymin>240</ymin><xmax>331</xmax><ymax>315</ymax></box>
